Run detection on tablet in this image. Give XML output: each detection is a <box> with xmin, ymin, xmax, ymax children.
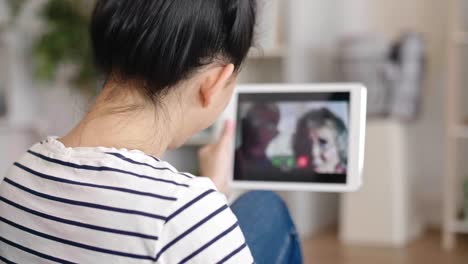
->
<box><xmin>228</xmin><ymin>84</ymin><xmax>367</xmax><ymax>192</ymax></box>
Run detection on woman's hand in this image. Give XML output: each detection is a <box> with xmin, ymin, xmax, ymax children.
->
<box><xmin>198</xmin><ymin>120</ymin><xmax>235</xmax><ymax>195</ymax></box>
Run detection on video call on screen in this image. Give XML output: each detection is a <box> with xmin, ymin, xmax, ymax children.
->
<box><xmin>234</xmin><ymin>92</ymin><xmax>350</xmax><ymax>184</ymax></box>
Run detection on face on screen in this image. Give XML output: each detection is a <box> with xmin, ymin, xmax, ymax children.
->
<box><xmin>234</xmin><ymin>93</ymin><xmax>349</xmax><ymax>184</ymax></box>
<box><xmin>308</xmin><ymin>125</ymin><xmax>343</xmax><ymax>173</ymax></box>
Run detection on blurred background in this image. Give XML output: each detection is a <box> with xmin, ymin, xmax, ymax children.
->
<box><xmin>0</xmin><ymin>0</ymin><xmax>467</xmax><ymax>263</ymax></box>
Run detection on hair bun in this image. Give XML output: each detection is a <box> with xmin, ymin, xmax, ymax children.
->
<box><xmin>91</xmin><ymin>0</ymin><xmax>256</xmax><ymax>99</ymax></box>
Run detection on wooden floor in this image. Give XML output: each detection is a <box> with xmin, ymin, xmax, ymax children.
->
<box><xmin>302</xmin><ymin>230</ymin><xmax>468</xmax><ymax>264</ymax></box>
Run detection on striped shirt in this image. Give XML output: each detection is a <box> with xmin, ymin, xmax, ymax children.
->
<box><xmin>0</xmin><ymin>137</ymin><xmax>253</xmax><ymax>263</ymax></box>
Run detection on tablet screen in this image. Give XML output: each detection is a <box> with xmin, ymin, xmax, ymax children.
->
<box><xmin>234</xmin><ymin>92</ymin><xmax>350</xmax><ymax>184</ymax></box>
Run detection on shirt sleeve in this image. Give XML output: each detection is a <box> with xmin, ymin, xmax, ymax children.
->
<box><xmin>156</xmin><ymin>177</ymin><xmax>254</xmax><ymax>264</ymax></box>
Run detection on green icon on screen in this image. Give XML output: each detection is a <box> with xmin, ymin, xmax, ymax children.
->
<box><xmin>271</xmin><ymin>156</ymin><xmax>296</xmax><ymax>171</ymax></box>
<box><xmin>272</xmin><ymin>157</ymin><xmax>282</xmax><ymax>168</ymax></box>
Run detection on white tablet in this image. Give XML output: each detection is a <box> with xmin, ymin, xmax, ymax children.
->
<box><xmin>227</xmin><ymin>84</ymin><xmax>367</xmax><ymax>192</ymax></box>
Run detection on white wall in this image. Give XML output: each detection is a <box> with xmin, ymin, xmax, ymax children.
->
<box><xmin>281</xmin><ymin>0</ymin><xmax>451</xmax><ymax>236</ymax></box>
<box><xmin>338</xmin><ymin>0</ymin><xmax>449</xmax><ymax>227</ymax></box>
<box><xmin>0</xmin><ymin>0</ymin><xmax>47</xmax><ymax>176</ymax></box>
<box><xmin>285</xmin><ymin>0</ymin><xmax>450</xmax><ymax>230</ymax></box>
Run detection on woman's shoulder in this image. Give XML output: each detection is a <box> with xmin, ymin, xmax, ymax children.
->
<box><xmin>36</xmin><ymin>137</ymin><xmax>222</xmax><ymax>197</ymax></box>
<box><xmin>14</xmin><ymin>137</ymin><xmax>221</xmax><ymax>202</ymax></box>
<box><xmin>8</xmin><ymin>137</ymin><xmax>226</xmax><ymax>218</ymax></box>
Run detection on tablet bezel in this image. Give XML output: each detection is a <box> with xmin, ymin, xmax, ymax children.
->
<box><xmin>227</xmin><ymin>83</ymin><xmax>366</xmax><ymax>192</ymax></box>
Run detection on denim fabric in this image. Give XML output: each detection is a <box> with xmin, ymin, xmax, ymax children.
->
<box><xmin>231</xmin><ymin>191</ymin><xmax>303</xmax><ymax>264</ymax></box>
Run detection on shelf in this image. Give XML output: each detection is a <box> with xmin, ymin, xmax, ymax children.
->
<box><xmin>247</xmin><ymin>46</ymin><xmax>286</xmax><ymax>59</ymax></box>
<box><xmin>443</xmin><ymin>1</ymin><xmax>468</xmax><ymax>251</ymax></box>
<box><xmin>453</xmin><ymin>220</ymin><xmax>468</xmax><ymax>234</ymax></box>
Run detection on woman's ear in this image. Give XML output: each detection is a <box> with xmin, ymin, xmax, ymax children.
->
<box><xmin>199</xmin><ymin>64</ymin><xmax>235</xmax><ymax>108</ymax></box>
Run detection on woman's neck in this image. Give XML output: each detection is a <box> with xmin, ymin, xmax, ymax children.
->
<box><xmin>60</xmin><ymin>81</ymin><xmax>180</xmax><ymax>157</ymax></box>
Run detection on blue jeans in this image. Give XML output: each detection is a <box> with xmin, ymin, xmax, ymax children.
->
<box><xmin>231</xmin><ymin>191</ymin><xmax>303</xmax><ymax>264</ymax></box>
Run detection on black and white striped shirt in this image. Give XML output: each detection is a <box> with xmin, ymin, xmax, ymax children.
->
<box><xmin>0</xmin><ymin>137</ymin><xmax>253</xmax><ymax>263</ymax></box>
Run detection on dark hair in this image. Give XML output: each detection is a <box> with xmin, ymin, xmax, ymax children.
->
<box><xmin>293</xmin><ymin>108</ymin><xmax>348</xmax><ymax>165</ymax></box>
<box><xmin>90</xmin><ymin>0</ymin><xmax>256</xmax><ymax>99</ymax></box>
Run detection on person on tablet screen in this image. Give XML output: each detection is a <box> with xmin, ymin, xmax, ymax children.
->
<box><xmin>293</xmin><ymin>108</ymin><xmax>348</xmax><ymax>174</ymax></box>
<box><xmin>235</xmin><ymin>103</ymin><xmax>280</xmax><ymax>178</ymax></box>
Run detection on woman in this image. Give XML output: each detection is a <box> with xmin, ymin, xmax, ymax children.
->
<box><xmin>293</xmin><ymin>108</ymin><xmax>348</xmax><ymax>174</ymax></box>
<box><xmin>0</xmin><ymin>0</ymin><xmax>302</xmax><ymax>263</ymax></box>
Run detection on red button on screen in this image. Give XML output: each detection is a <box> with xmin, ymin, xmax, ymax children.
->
<box><xmin>297</xmin><ymin>156</ymin><xmax>309</xmax><ymax>168</ymax></box>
